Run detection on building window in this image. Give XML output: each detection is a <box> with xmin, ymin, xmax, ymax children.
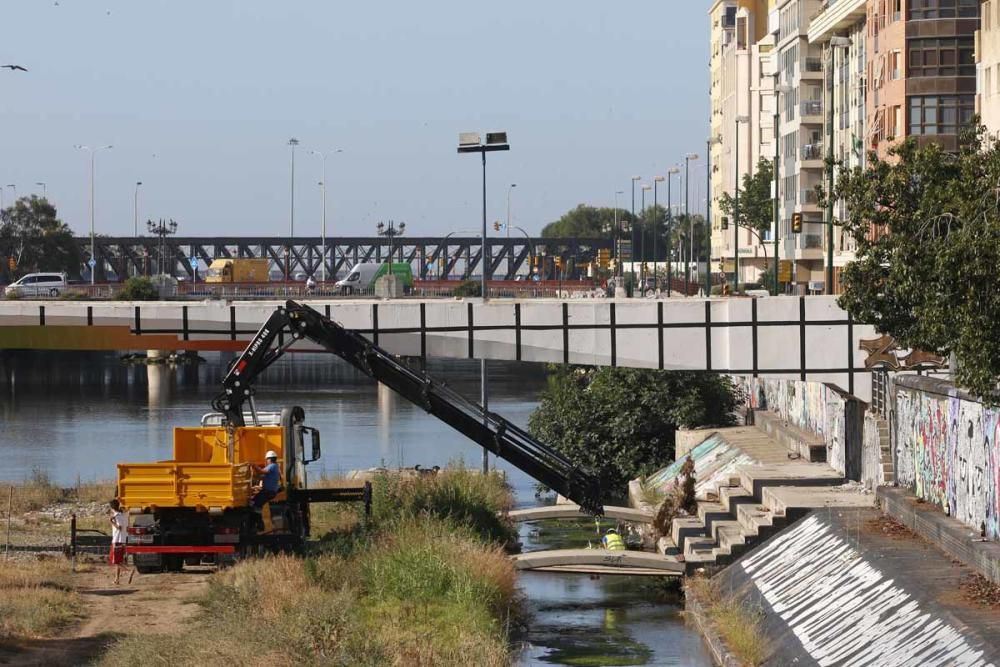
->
<box><xmin>908</xmin><ymin>95</ymin><xmax>975</xmax><ymax>135</ymax></box>
<box><xmin>907</xmin><ymin>37</ymin><xmax>976</xmax><ymax>77</ymax></box>
<box><xmin>908</xmin><ymin>0</ymin><xmax>979</xmax><ymax>20</ymax></box>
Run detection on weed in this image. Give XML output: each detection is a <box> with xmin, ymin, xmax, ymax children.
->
<box><xmin>686</xmin><ymin>577</ymin><xmax>768</xmax><ymax>667</ymax></box>
<box><xmin>0</xmin><ymin>558</ymin><xmax>82</xmax><ymax>640</ymax></box>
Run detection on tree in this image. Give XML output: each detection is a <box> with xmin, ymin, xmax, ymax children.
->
<box><xmin>528</xmin><ymin>367</ymin><xmax>737</xmax><ymax>501</ymax></box>
<box><xmin>718</xmin><ymin>158</ymin><xmax>774</xmax><ymax>242</ymax></box>
<box><xmin>542</xmin><ymin>205</ymin><xmax>633</xmax><ymax>239</ymax></box>
<box><xmin>0</xmin><ymin>196</ymin><xmax>81</xmax><ymax>282</ymax></box>
<box><xmin>668</xmin><ymin>213</ymin><xmax>707</xmax><ymax>261</ymax></box>
<box><xmin>825</xmin><ymin>124</ymin><xmax>1000</xmax><ymax>402</ymax></box>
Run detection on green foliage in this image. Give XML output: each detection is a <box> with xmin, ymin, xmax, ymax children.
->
<box><xmin>542</xmin><ymin>204</ymin><xmax>632</xmax><ymax>239</ymax></box>
<box><xmin>824</xmin><ymin>125</ymin><xmax>1000</xmax><ymax>402</ymax></box>
<box><xmin>528</xmin><ymin>367</ymin><xmax>737</xmax><ymax>499</ymax></box>
<box><xmin>117</xmin><ymin>276</ymin><xmax>158</xmax><ymax>301</ymax></box>
<box><xmin>718</xmin><ymin>158</ymin><xmax>775</xmax><ymax>236</ymax></box>
<box><xmin>669</xmin><ymin>214</ymin><xmax>708</xmax><ymax>261</ymax></box>
<box><xmin>452</xmin><ymin>279</ymin><xmax>482</xmax><ymax>297</ymax></box>
<box><xmin>0</xmin><ymin>196</ymin><xmax>81</xmax><ymax>282</ymax></box>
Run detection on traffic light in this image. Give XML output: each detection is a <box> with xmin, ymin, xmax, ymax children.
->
<box><xmin>791</xmin><ymin>213</ymin><xmax>803</xmax><ymax>234</ymax></box>
<box><xmin>7</xmin><ymin>257</ymin><xmax>15</xmax><ymax>272</ymax></box>
<box><xmin>597</xmin><ymin>248</ymin><xmax>610</xmax><ymax>268</ymax></box>
<box><xmin>721</xmin><ymin>216</ymin><xmax>729</xmax><ymax>230</ymax></box>
<box><xmin>493</xmin><ymin>221</ymin><xmax>501</xmax><ymax>232</ymax></box>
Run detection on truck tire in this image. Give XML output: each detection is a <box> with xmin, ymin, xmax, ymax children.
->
<box><xmin>135</xmin><ymin>564</ymin><xmax>161</xmax><ymax>575</ymax></box>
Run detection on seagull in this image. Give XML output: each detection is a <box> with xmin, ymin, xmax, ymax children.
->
<box><xmin>2</xmin><ymin>65</ymin><xmax>27</xmax><ymax>72</ymax></box>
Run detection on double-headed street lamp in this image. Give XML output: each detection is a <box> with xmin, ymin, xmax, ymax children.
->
<box><xmin>376</xmin><ymin>220</ymin><xmax>405</xmax><ymax>276</ymax></box>
<box><xmin>34</xmin><ymin>182</ymin><xmax>46</xmax><ymax>197</ymax></box>
<box><xmin>684</xmin><ymin>153</ymin><xmax>699</xmax><ymax>294</ymax></box>
<box><xmin>652</xmin><ymin>176</ymin><xmax>665</xmax><ymax>290</ymax></box>
<box><xmin>147</xmin><ymin>218</ymin><xmax>178</xmax><ymax>277</ymax></box>
<box><xmin>640</xmin><ymin>183</ymin><xmax>651</xmax><ymax>286</ymax></box>
<box><xmin>74</xmin><ymin>144</ymin><xmax>113</xmax><ymax>284</ymax></box>
<box><xmin>614</xmin><ymin>190</ymin><xmax>624</xmax><ymax>277</ymax></box>
<box><xmin>133</xmin><ymin>181</ymin><xmax>143</xmax><ymax>237</ymax></box>
<box><xmin>288</xmin><ymin>138</ymin><xmax>299</xmax><ymax>237</ymax></box>
<box><xmin>666</xmin><ymin>167</ymin><xmax>680</xmax><ymax>296</ymax></box>
<box><xmin>630</xmin><ymin>176</ymin><xmax>641</xmax><ymax>286</ymax></box>
<box><xmin>308</xmin><ymin>148</ymin><xmax>343</xmax><ymax>282</ymax></box>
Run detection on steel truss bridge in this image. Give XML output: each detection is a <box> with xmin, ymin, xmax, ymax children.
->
<box><xmin>75</xmin><ymin>236</ymin><xmax>613</xmax><ymax>282</ymax></box>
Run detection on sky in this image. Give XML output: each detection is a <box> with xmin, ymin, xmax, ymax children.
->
<box><xmin>1</xmin><ymin>1</ymin><xmax>710</xmax><ymax>238</ymax></box>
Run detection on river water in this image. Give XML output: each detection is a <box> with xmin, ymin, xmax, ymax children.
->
<box><xmin>0</xmin><ymin>351</ymin><xmax>709</xmax><ymax>666</ymax></box>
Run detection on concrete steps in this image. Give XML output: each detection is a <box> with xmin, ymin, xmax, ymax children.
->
<box><xmin>660</xmin><ymin>463</ymin><xmax>864</xmax><ymax>573</ymax></box>
<box><xmin>753</xmin><ymin>410</ymin><xmax>827</xmax><ymax>463</ymax></box>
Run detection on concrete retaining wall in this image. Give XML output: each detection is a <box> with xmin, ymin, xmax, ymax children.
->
<box><xmin>893</xmin><ymin>375</ymin><xmax>1000</xmax><ymax>540</ymax></box>
<box><xmin>743</xmin><ymin>377</ymin><xmax>866</xmax><ymax>480</ymax></box>
<box><xmin>861</xmin><ymin>410</ymin><xmax>887</xmax><ymax>490</ymax></box>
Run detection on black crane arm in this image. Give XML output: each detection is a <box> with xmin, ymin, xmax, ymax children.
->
<box><xmin>212</xmin><ymin>300</ymin><xmax>604</xmax><ymax>514</ymax></box>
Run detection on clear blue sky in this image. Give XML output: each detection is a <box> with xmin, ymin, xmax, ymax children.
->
<box><xmin>1</xmin><ymin>1</ymin><xmax>709</xmax><ymax>238</ymax></box>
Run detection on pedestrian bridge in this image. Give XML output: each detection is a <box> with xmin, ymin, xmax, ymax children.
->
<box><xmin>0</xmin><ymin>295</ymin><xmax>875</xmax><ymax>399</ymax></box>
<box><xmin>508</xmin><ymin>504</ymin><xmax>654</xmax><ymax>523</ymax></box>
<box><xmin>512</xmin><ymin>548</ymin><xmax>683</xmax><ymax>577</ymax></box>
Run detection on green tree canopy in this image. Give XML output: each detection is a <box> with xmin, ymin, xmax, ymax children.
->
<box><xmin>0</xmin><ymin>196</ymin><xmax>81</xmax><ymax>282</ymax></box>
<box><xmin>542</xmin><ymin>205</ymin><xmax>633</xmax><ymax>239</ymax></box>
<box><xmin>528</xmin><ymin>367</ymin><xmax>737</xmax><ymax>500</ymax></box>
<box><xmin>826</xmin><ymin>125</ymin><xmax>1000</xmax><ymax>401</ymax></box>
<box><xmin>718</xmin><ymin>158</ymin><xmax>774</xmax><ymax>238</ymax></box>
<box><xmin>668</xmin><ymin>213</ymin><xmax>707</xmax><ymax>260</ymax></box>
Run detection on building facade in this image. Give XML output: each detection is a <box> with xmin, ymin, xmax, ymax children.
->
<box><xmin>978</xmin><ymin>0</ymin><xmax>1000</xmax><ymax>133</ymax></box>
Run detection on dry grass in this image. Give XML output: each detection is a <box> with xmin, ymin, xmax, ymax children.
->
<box><xmin>686</xmin><ymin>577</ymin><xmax>768</xmax><ymax>667</ymax></box>
<box><xmin>0</xmin><ymin>472</ymin><xmax>116</xmax><ymax>516</ymax></box>
<box><xmin>0</xmin><ymin>558</ymin><xmax>83</xmax><ymax>640</ymax></box>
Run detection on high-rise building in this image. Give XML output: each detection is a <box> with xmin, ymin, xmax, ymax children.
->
<box><xmin>710</xmin><ymin>0</ymin><xmax>738</xmax><ymax>279</ymax></box>
<box><xmin>978</xmin><ymin>0</ymin><xmax>1000</xmax><ymax>133</ymax></box>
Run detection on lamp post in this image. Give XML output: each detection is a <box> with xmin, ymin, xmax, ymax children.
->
<box><xmin>35</xmin><ymin>182</ymin><xmax>46</xmax><ymax>197</ymax></box>
<box><xmin>630</xmin><ymin>176</ymin><xmax>641</xmax><ymax>289</ymax></box>
<box><xmin>146</xmin><ymin>218</ymin><xmax>177</xmax><ymax>277</ymax></box>
<box><xmin>613</xmin><ymin>190</ymin><xmax>624</xmax><ymax>277</ymax></box>
<box><xmin>774</xmin><ymin>83</ymin><xmax>793</xmax><ymax>295</ymax></box>
<box><xmin>827</xmin><ymin>36</ymin><xmax>852</xmax><ymax>295</ymax></box>
<box><xmin>705</xmin><ymin>140</ymin><xmax>718</xmax><ymax>297</ymax></box>
<box><xmin>640</xmin><ymin>183</ymin><xmax>651</xmax><ymax>287</ymax></box>
<box><xmin>666</xmin><ymin>167</ymin><xmax>680</xmax><ymax>296</ymax></box>
<box><xmin>308</xmin><ymin>149</ymin><xmax>343</xmax><ymax>283</ymax></box>
<box><xmin>505</xmin><ymin>183</ymin><xmax>517</xmax><ymax>275</ymax></box>
<box><xmin>288</xmin><ymin>138</ymin><xmax>299</xmax><ymax>236</ymax></box>
<box><xmin>133</xmin><ymin>181</ymin><xmax>142</xmax><ymax>237</ymax></box>
<box><xmin>376</xmin><ymin>220</ymin><xmax>406</xmax><ymax>277</ymax></box>
<box><xmin>732</xmin><ymin>117</ymin><xmax>749</xmax><ymax>294</ymax></box>
<box><xmin>652</xmin><ymin>177</ymin><xmax>664</xmax><ymax>290</ymax></box>
<box><xmin>684</xmin><ymin>153</ymin><xmax>698</xmax><ymax>295</ymax></box>
<box><xmin>458</xmin><ymin>131</ymin><xmax>510</xmax><ymax>475</ymax></box>
<box><xmin>74</xmin><ymin>144</ymin><xmax>113</xmax><ymax>285</ymax></box>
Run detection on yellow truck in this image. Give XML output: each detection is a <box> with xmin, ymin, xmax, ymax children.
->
<box><xmin>204</xmin><ymin>258</ymin><xmax>270</xmax><ymax>283</ymax></box>
<box><xmin>118</xmin><ymin>407</ymin><xmax>370</xmax><ymax>573</ymax></box>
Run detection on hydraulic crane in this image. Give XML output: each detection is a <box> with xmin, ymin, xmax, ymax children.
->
<box><xmin>211</xmin><ymin>300</ymin><xmax>604</xmax><ymax>514</ymax></box>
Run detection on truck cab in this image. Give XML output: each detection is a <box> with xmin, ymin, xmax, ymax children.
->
<box><xmin>205</xmin><ymin>259</ymin><xmax>270</xmax><ymax>284</ymax></box>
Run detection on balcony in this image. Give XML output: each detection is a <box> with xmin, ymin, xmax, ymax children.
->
<box><xmin>801</xmin><ymin>100</ymin><xmax>824</xmax><ymax>120</ymax></box>
<box><xmin>803</xmin><ymin>234</ymin><xmax>823</xmax><ymax>249</ymax></box>
<box><xmin>800</xmin><ymin>189</ymin><xmax>820</xmax><ymax>205</ymax></box>
<box><xmin>807</xmin><ymin>0</ymin><xmax>866</xmax><ymax>44</ymax></box>
<box><xmin>805</xmin><ymin>57</ymin><xmax>824</xmax><ymax>72</ymax></box>
<box><xmin>801</xmin><ymin>143</ymin><xmax>824</xmax><ymax>161</ymax></box>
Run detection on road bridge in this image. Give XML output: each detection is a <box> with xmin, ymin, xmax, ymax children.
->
<box><xmin>0</xmin><ymin>296</ymin><xmax>875</xmax><ymax>400</ymax></box>
<box><xmin>73</xmin><ymin>236</ymin><xmax>612</xmax><ymax>282</ymax></box>
<box><xmin>512</xmin><ymin>549</ymin><xmax>683</xmax><ymax>577</ymax></box>
<box><xmin>508</xmin><ymin>504</ymin><xmax>654</xmax><ymax>523</ymax></box>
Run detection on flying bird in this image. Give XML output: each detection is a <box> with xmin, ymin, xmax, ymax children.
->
<box><xmin>2</xmin><ymin>65</ymin><xmax>27</xmax><ymax>72</ymax></box>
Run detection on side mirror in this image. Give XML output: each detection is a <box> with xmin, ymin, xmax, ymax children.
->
<box><xmin>302</xmin><ymin>427</ymin><xmax>321</xmax><ymax>464</ymax></box>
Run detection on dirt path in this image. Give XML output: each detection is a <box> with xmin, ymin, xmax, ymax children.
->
<box><xmin>0</xmin><ymin>564</ymin><xmax>211</xmax><ymax>667</ymax></box>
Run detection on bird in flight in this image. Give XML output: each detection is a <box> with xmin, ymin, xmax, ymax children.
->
<box><xmin>2</xmin><ymin>65</ymin><xmax>28</xmax><ymax>72</ymax></box>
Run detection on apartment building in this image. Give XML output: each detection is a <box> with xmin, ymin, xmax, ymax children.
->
<box><xmin>712</xmin><ymin>0</ymin><xmax>777</xmax><ymax>286</ymax></box>
<box><xmin>710</xmin><ymin>0</ymin><xmax>738</xmax><ymax>271</ymax></box>
<box><xmin>808</xmin><ymin>0</ymin><xmax>868</xmax><ymax>290</ymax></box>
<box><xmin>978</xmin><ymin>0</ymin><xmax>1000</xmax><ymax>133</ymax></box>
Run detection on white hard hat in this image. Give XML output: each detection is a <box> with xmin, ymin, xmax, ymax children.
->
<box><xmin>264</xmin><ymin>450</ymin><xmax>279</xmax><ymax>460</ymax></box>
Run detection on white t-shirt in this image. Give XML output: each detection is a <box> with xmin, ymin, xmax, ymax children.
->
<box><xmin>110</xmin><ymin>510</ymin><xmax>128</xmax><ymax>544</ymax></box>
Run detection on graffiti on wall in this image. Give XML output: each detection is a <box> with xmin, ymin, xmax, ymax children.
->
<box><xmin>895</xmin><ymin>379</ymin><xmax>1000</xmax><ymax>540</ymax></box>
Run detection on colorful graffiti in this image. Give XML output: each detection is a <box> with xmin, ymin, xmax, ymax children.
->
<box><xmin>894</xmin><ymin>377</ymin><xmax>1000</xmax><ymax>540</ymax></box>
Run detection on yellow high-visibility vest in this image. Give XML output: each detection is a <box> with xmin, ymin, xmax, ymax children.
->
<box><xmin>603</xmin><ymin>532</ymin><xmax>625</xmax><ymax>551</ymax></box>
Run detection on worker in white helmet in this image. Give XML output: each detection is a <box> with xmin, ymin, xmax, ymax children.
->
<box><xmin>251</xmin><ymin>450</ymin><xmax>281</xmax><ymax>510</ymax></box>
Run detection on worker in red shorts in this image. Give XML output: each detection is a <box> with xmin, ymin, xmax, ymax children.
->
<box><xmin>108</xmin><ymin>499</ymin><xmax>134</xmax><ymax>584</ymax></box>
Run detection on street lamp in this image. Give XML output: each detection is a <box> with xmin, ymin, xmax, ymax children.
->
<box><xmin>630</xmin><ymin>176</ymin><xmax>641</xmax><ymax>288</ymax></box>
<box><xmin>457</xmin><ymin>130</ymin><xmax>510</xmax><ymax>476</ymax></box>
<box><xmin>652</xmin><ymin>176</ymin><xmax>665</xmax><ymax>290</ymax></box>
<box><xmin>640</xmin><ymin>183</ymin><xmax>652</xmax><ymax>287</ymax></box>
<box><xmin>666</xmin><ymin>167</ymin><xmax>680</xmax><ymax>296</ymax></box>
<box><xmin>827</xmin><ymin>36</ymin><xmax>852</xmax><ymax>295</ymax></box>
<box><xmin>74</xmin><ymin>144</ymin><xmax>113</xmax><ymax>285</ymax></box>
<box><xmin>733</xmin><ymin>117</ymin><xmax>750</xmax><ymax>294</ymax></box>
<box><xmin>684</xmin><ymin>153</ymin><xmax>699</xmax><ymax>295</ymax></box>
<box><xmin>133</xmin><ymin>181</ymin><xmax>142</xmax><ymax>237</ymax></box>
<box><xmin>288</xmin><ymin>138</ymin><xmax>299</xmax><ymax>236</ymax></box>
<box><xmin>614</xmin><ymin>190</ymin><xmax>624</xmax><ymax>277</ymax></box>
<box><xmin>308</xmin><ymin>148</ymin><xmax>344</xmax><ymax>283</ymax></box>
<box><xmin>34</xmin><ymin>182</ymin><xmax>46</xmax><ymax>197</ymax></box>
<box><xmin>774</xmin><ymin>83</ymin><xmax>793</xmax><ymax>295</ymax></box>
<box><xmin>376</xmin><ymin>220</ymin><xmax>406</xmax><ymax>276</ymax></box>
<box><xmin>506</xmin><ymin>184</ymin><xmax>517</xmax><ymax>238</ymax></box>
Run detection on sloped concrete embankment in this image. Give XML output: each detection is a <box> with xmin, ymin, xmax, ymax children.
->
<box><xmin>710</xmin><ymin>508</ymin><xmax>1000</xmax><ymax>666</ymax></box>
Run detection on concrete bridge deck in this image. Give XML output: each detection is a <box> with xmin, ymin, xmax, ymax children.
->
<box><xmin>508</xmin><ymin>504</ymin><xmax>654</xmax><ymax>523</ymax></box>
<box><xmin>0</xmin><ymin>296</ymin><xmax>875</xmax><ymax>400</ymax></box>
<box><xmin>512</xmin><ymin>548</ymin><xmax>684</xmax><ymax>577</ymax></box>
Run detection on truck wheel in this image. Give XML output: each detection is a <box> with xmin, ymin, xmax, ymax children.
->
<box><xmin>164</xmin><ymin>556</ymin><xmax>184</xmax><ymax>572</ymax></box>
<box><xmin>135</xmin><ymin>564</ymin><xmax>160</xmax><ymax>575</ymax></box>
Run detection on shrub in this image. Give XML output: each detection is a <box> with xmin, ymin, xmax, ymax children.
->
<box><xmin>117</xmin><ymin>276</ymin><xmax>158</xmax><ymax>301</ymax></box>
<box><xmin>452</xmin><ymin>280</ymin><xmax>482</xmax><ymax>297</ymax></box>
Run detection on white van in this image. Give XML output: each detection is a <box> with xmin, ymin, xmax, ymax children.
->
<box><xmin>335</xmin><ymin>263</ymin><xmax>380</xmax><ymax>294</ymax></box>
<box><xmin>4</xmin><ymin>272</ymin><xmax>68</xmax><ymax>298</ymax></box>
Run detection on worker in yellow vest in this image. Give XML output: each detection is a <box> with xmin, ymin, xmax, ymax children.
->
<box><xmin>602</xmin><ymin>528</ymin><xmax>625</xmax><ymax>551</ymax></box>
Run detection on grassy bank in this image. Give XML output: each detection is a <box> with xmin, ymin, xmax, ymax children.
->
<box><xmin>685</xmin><ymin>577</ymin><xmax>767</xmax><ymax>667</ymax></box>
<box><xmin>0</xmin><ymin>474</ymin><xmax>116</xmax><ymax>547</ymax></box>
<box><xmin>0</xmin><ymin>558</ymin><xmax>83</xmax><ymax>641</ymax></box>
<box><xmin>100</xmin><ymin>469</ymin><xmax>520</xmax><ymax>666</ymax></box>
<box><xmin>0</xmin><ymin>472</ymin><xmax>115</xmax><ymax>515</ymax></box>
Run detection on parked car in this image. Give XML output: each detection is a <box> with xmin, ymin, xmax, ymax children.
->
<box><xmin>4</xmin><ymin>272</ymin><xmax>68</xmax><ymax>298</ymax></box>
